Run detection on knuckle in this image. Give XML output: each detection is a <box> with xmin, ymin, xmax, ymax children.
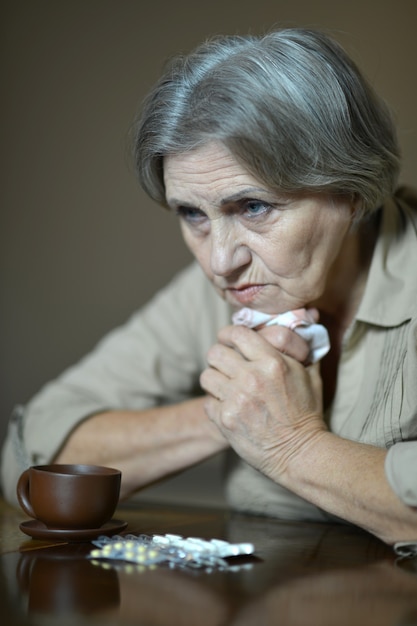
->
<box><xmin>240</xmin><ymin>368</ymin><xmax>266</xmax><ymax>396</ymax></box>
<box><xmin>260</xmin><ymin>326</ymin><xmax>288</xmax><ymax>351</ymax></box>
<box><xmin>220</xmin><ymin>408</ymin><xmax>236</xmax><ymax>430</ymax></box>
<box><xmin>271</xmin><ymin>327</ymin><xmax>288</xmax><ymax>351</ymax></box>
<box><xmin>238</xmin><ymin>368</ymin><xmax>256</xmax><ymax>389</ymax></box>
<box><xmin>264</xmin><ymin>355</ymin><xmax>287</xmax><ymax>378</ymax></box>
<box><xmin>225</xmin><ymin>324</ymin><xmax>250</xmax><ymax>343</ymax></box>
<box><xmin>262</xmin><ymin>327</ymin><xmax>310</xmax><ymax>363</ymax></box>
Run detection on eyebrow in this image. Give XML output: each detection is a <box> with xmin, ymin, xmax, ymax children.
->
<box><xmin>220</xmin><ymin>187</ymin><xmax>273</xmax><ymax>204</ymax></box>
<box><xmin>167</xmin><ymin>187</ymin><xmax>272</xmax><ymax>209</ymax></box>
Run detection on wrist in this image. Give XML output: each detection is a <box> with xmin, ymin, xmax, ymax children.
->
<box><xmin>273</xmin><ymin>427</ymin><xmax>332</xmax><ymax>492</ymax></box>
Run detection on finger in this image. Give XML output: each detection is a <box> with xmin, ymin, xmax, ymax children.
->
<box><xmin>216</xmin><ymin>324</ymin><xmax>277</xmax><ymax>361</ymax></box>
<box><xmin>200</xmin><ymin>367</ymin><xmax>229</xmax><ymax>401</ymax></box>
<box><xmin>258</xmin><ymin>325</ymin><xmax>310</xmax><ymax>364</ymax></box>
<box><xmin>306</xmin><ymin>307</ymin><xmax>320</xmax><ymax>323</ymax></box>
<box><xmin>203</xmin><ymin>395</ymin><xmax>220</xmax><ymax>423</ymax></box>
<box><xmin>307</xmin><ymin>362</ymin><xmax>323</xmax><ymax>399</ymax></box>
<box><xmin>206</xmin><ymin>342</ymin><xmax>247</xmax><ymax>376</ymax></box>
<box><xmin>217</xmin><ymin>324</ymin><xmax>306</xmax><ymax>364</ymax></box>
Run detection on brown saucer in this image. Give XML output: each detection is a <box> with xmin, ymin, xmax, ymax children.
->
<box><xmin>19</xmin><ymin>518</ymin><xmax>128</xmax><ymax>542</ymax></box>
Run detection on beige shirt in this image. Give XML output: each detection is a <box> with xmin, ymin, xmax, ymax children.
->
<box><xmin>2</xmin><ymin>188</ymin><xmax>417</xmax><ymax>517</ymax></box>
<box><xmin>228</xmin><ymin>188</ymin><xmax>417</xmax><ymax>520</ymax></box>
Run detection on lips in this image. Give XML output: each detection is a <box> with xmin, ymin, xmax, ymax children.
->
<box><xmin>225</xmin><ymin>284</ymin><xmax>265</xmax><ymax>305</ymax></box>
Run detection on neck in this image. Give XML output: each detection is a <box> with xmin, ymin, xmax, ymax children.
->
<box><xmin>313</xmin><ymin>213</ymin><xmax>379</xmax><ymax>328</ymax></box>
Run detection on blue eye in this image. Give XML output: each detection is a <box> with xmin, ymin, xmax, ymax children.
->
<box><xmin>245</xmin><ymin>201</ymin><xmax>271</xmax><ymax>217</ymax></box>
<box><xmin>175</xmin><ymin>206</ymin><xmax>206</xmax><ymax>222</ymax></box>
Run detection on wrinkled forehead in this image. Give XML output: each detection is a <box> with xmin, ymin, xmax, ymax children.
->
<box><xmin>163</xmin><ymin>141</ymin><xmax>267</xmax><ymax>208</ymax></box>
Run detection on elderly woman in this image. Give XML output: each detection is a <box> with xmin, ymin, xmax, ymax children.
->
<box><xmin>2</xmin><ymin>28</ymin><xmax>417</xmax><ymax>545</ymax></box>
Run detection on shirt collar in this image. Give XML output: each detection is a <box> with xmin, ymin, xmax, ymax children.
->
<box><xmin>356</xmin><ymin>187</ymin><xmax>417</xmax><ymax>327</ymax></box>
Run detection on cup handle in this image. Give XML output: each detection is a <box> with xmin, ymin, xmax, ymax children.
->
<box><xmin>16</xmin><ymin>469</ymin><xmax>36</xmax><ymax>518</ymax></box>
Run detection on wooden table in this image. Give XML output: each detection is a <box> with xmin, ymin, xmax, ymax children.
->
<box><xmin>1</xmin><ymin>497</ymin><xmax>417</xmax><ymax>625</ymax></box>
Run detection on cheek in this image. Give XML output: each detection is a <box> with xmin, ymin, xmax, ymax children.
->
<box><xmin>179</xmin><ymin>224</ymin><xmax>197</xmax><ymax>254</ymax></box>
<box><xmin>261</xmin><ymin>229</ymin><xmax>312</xmax><ymax>275</ymax></box>
<box><xmin>285</xmin><ymin>210</ymin><xmax>350</xmax><ymax>259</ymax></box>
<box><xmin>180</xmin><ymin>227</ymin><xmax>212</xmax><ymax>271</ymax></box>
<box><xmin>260</xmin><ymin>218</ymin><xmax>342</xmax><ymax>280</ymax></box>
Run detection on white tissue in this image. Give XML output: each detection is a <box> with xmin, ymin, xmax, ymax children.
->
<box><xmin>232</xmin><ymin>307</ymin><xmax>330</xmax><ymax>363</ymax></box>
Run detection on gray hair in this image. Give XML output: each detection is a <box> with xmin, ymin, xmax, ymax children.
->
<box><xmin>133</xmin><ymin>28</ymin><xmax>400</xmax><ymax>216</ymax></box>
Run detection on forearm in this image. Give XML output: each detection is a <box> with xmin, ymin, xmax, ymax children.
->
<box><xmin>282</xmin><ymin>431</ymin><xmax>417</xmax><ymax>544</ymax></box>
<box><xmin>54</xmin><ymin>396</ymin><xmax>228</xmax><ymax>499</ymax></box>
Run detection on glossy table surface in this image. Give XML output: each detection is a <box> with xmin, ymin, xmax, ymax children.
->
<box><xmin>1</xmin><ymin>497</ymin><xmax>417</xmax><ymax>626</ymax></box>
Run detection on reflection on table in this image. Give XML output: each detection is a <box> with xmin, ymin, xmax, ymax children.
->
<box><xmin>1</xmin><ymin>499</ymin><xmax>417</xmax><ymax>625</ymax></box>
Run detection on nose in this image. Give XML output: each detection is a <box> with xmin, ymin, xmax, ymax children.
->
<box><xmin>209</xmin><ymin>220</ymin><xmax>251</xmax><ymax>277</ymax></box>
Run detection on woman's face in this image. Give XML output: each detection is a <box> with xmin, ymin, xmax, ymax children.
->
<box><xmin>164</xmin><ymin>141</ymin><xmax>354</xmax><ymax>314</ymax></box>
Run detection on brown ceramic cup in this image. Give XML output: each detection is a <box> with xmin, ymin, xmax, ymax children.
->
<box><xmin>16</xmin><ymin>464</ymin><xmax>121</xmax><ymax>529</ymax></box>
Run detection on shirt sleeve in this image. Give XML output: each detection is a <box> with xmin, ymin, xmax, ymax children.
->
<box><xmin>0</xmin><ymin>262</ymin><xmax>230</xmax><ymax>505</ymax></box>
<box><xmin>386</xmin><ymin>441</ymin><xmax>417</xmax><ymax>556</ymax></box>
<box><xmin>385</xmin><ymin>441</ymin><xmax>417</xmax><ymax>506</ymax></box>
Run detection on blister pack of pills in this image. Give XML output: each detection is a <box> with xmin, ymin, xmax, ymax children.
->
<box><xmin>89</xmin><ymin>533</ymin><xmax>255</xmax><ymax>572</ymax></box>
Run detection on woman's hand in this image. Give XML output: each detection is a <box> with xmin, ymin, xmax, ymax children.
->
<box><xmin>200</xmin><ymin>323</ymin><xmax>326</xmax><ymax>484</ymax></box>
<box><xmin>201</xmin><ymin>319</ymin><xmax>417</xmax><ymax>544</ymax></box>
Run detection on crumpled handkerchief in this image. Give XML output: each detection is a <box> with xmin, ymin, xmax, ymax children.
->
<box><xmin>232</xmin><ymin>307</ymin><xmax>330</xmax><ymax>363</ymax></box>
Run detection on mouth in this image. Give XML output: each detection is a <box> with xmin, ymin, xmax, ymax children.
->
<box><xmin>225</xmin><ymin>284</ymin><xmax>265</xmax><ymax>305</ymax></box>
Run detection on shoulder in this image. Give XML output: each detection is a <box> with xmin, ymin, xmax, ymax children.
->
<box><xmin>134</xmin><ymin>262</ymin><xmax>231</xmax><ymax>353</ymax></box>
<box><xmin>358</xmin><ymin>188</ymin><xmax>417</xmax><ymax>326</ymax></box>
